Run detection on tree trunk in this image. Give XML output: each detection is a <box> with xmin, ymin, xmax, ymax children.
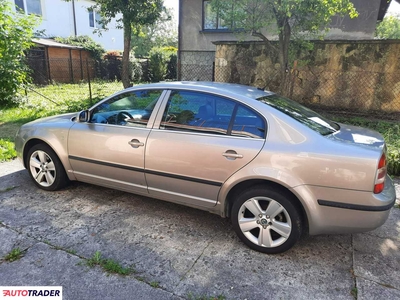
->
<box><xmin>122</xmin><ymin>16</ymin><xmax>132</xmax><ymax>88</ymax></box>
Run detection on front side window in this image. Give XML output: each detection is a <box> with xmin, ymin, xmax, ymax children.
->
<box><xmin>161</xmin><ymin>91</ymin><xmax>265</xmax><ymax>138</ymax></box>
<box><xmin>91</xmin><ymin>90</ymin><xmax>162</xmax><ymax>127</ymax></box>
<box><xmin>15</xmin><ymin>0</ymin><xmax>42</xmax><ymax>15</ymax></box>
<box><xmin>258</xmin><ymin>94</ymin><xmax>339</xmax><ymax>136</ymax></box>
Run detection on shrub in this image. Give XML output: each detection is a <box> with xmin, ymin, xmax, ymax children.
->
<box><xmin>102</xmin><ymin>51</ymin><xmax>122</xmax><ymax>81</ymax></box>
<box><xmin>148</xmin><ymin>51</ymin><xmax>166</xmax><ymax>82</ymax></box>
<box><xmin>0</xmin><ymin>139</ymin><xmax>17</xmax><ymax>161</ymax></box>
<box><xmin>0</xmin><ymin>0</ymin><xmax>39</xmax><ymax>107</ymax></box>
<box><xmin>384</xmin><ymin>125</ymin><xmax>400</xmax><ymax>176</ymax></box>
<box><xmin>129</xmin><ymin>53</ymin><xmax>143</xmax><ymax>83</ymax></box>
<box><xmin>148</xmin><ymin>46</ymin><xmax>177</xmax><ymax>82</ymax></box>
<box><xmin>55</xmin><ymin>36</ymin><xmax>105</xmax><ymax>61</ymax></box>
<box><xmin>166</xmin><ymin>53</ymin><xmax>177</xmax><ymax>80</ymax></box>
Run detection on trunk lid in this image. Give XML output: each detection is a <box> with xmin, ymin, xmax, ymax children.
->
<box><xmin>328</xmin><ymin>123</ymin><xmax>385</xmax><ymax>150</ymax></box>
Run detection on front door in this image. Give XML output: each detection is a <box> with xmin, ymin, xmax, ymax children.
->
<box><xmin>68</xmin><ymin>89</ymin><xmax>165</xmax><ymax>194</ymax></box>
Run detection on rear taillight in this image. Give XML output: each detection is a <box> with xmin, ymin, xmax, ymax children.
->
<box><xmin>374</xmin><ymin>153</ymin><xmax>386</xmax><ymax>194</ymax></box>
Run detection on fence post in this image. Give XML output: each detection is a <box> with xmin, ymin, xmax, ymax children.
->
<box><xmin>289</xmin><ymin>60</ymin><xmax>298</xmax><ymax>99</ymax></box>
<box><xmin>86</xmin><ymin>60</ymin><xmax>93</xmax><ymax>105</ymax></box>
<box><xmin>69</xmin><ymin>49</ymin><xmax>74</xmax><ymax>83</ymax></box>
<box><xmin>80</xmin><ymin>50</ymin><xmax>84</xmax><ymax>80</ymax></box>
<box><xmin>212</xmin><ymin>62</ymin><xmax>215</xmax><ymax>82</ymax></box>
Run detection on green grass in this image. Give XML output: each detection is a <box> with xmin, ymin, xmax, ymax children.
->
<box><xmin>149</xmin><ymin>281</ymin><xmax>160</xmax><ymax>288</ymax></box>
<box><xmin>351</xmin><ymin>287</ymin><xmax>358</xmax><ymax>299</ymax></box>
<box><xmin>0</xmin><ymin>186</ymin><xmax>17</xmax><ymax>193</ymax></box>
<box><xmin>4</xmin><ymin>248</ymin><xmax>24</xmax><ymax>262</ymax></box>
<box><xmin>66</xmin><ymin>249</ymin><xmax>77</xmax><ymax>255</ymax></box>
<box><xmin>86</xmin><ymin>251</ymin><xmax>134</xmax><ymax>276</ymax></box>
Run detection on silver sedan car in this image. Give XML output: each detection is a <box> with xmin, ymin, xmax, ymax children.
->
<box><xmin>15</xmin><ymin>82</ymin><xmax>397</xmax><ymax>253</ymax></box>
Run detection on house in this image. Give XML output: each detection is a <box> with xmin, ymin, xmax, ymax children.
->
<box><xmin>177</xmin><ymin>0</ymin><xmax>396</xmax><ymax>81</ymax></box>
<box><xmin>10</xmin><ymin>0</ymin><xmax>123</xmax><ymax>50</ymax></box>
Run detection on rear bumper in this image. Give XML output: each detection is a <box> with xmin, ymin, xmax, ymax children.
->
<box><xmin>293</xmin><ymin>175</ymin><xmax>396</xmax><ymax>235</ymax></box>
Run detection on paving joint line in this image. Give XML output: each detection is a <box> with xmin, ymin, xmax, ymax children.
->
<box><xmin>351</xmin><ymin>234</ymin><xmax>358</xmax><ymax>299</ymax></box>
<box><xmin>355</xmin><ymin>274</ymin><xmax>400</xmax><ymax>292</ymax></box>
<box><xmin>177</xmin><ymin>238</ymin><xmax>213</xmax><ymax>286</ymax></box>
<box><xmin>355</xmin><ymin>231</ymin><xmax>399</xmax><ymax>242</ymax></box>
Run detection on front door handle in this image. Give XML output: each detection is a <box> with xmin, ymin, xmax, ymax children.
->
<box><xmin>223</xmin><ymin>150</ymin><xmax>243</xmax><ymax>160</ymax></box>
<box><xmin>128</xmin><ymin>139</ymin><xmax>144</xmax><ymax>148</ymax></box>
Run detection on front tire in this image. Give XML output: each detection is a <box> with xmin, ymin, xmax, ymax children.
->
<box><xmin>231</xmin><ymin>186</ymin><xmax>303</xmax><ymax>254</ymax></box>
<box><xmin>26</xmin><ymin>143</ymin><xmax>69</xmax><ymax>191</ymax></box>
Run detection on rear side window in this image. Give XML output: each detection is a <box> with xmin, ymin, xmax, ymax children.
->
<box><xmin>160</xmin><ymin>90</ymin><xmax>266</xmax><ymax>138</ymax></box>
<box><xmin>232</xmin><ymin>105</ymin><xmax>266</xmax><ymax>138</ymax></box>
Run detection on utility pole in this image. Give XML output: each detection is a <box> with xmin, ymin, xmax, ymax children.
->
<box><xmin>72</xmin><ymin>0</ymin><xmax>77</xmax><ymax>36</ymax></box>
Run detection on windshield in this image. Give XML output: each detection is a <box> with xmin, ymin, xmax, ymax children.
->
<box><xmin>258</xmin><ymin>94</ymin><xmax>339</xmax><ymax>136</ymax></box>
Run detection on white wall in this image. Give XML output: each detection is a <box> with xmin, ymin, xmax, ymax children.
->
<box><xmin>73</xmin><ymin>0</ymin><xmax>123</xmax><ymax>51</ymax></box>
<box><xmin>9</xmin><ymin>0</ymin><xmax>124</xmax><ymax>51</ymax></box>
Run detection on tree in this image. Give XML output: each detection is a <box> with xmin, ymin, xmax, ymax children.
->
<box><xmin>211</xmin><ymin>0</ymin><xmax>358</xmax><ymax>94</ymax></box>
<box><xmin>0</xmin><ymin>0</ymin><xmax>39</xmax><ymax>107</ymax></box>
<box><xmin>375</xmin><ymin>15</ymin><xmax>400</xmax><ymax>39</ymax></box>
<box><xmin>90</xmin><ymin>0</ymin><xmax>163</xmax><ymax>88</ymax></box>
<box><xmin>131</xmin><ymin>7</ymin><xmax>178</xmax><ymax>57</ymax></box>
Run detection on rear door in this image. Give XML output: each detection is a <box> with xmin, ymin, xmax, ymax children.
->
<box><xmin>145</xmin><ymin>90</ymin><xmax>266</xmax><ymax>208</ymax></box>
<box><xmin>68</xmin><ymin>89</ymin><xmax>166</xmax><ymax>195</ymax></box>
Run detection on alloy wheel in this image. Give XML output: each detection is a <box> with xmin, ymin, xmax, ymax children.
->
<box><xmin>29</xmin><ymin>150</ymin><xmax>57</xmax><ymax>187</ymax></box>
<box><xmin>237</xmin><ymin>196</ymin><xmax>292</xmax><ymax>248</ymax></box>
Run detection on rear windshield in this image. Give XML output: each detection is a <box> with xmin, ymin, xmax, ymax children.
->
<box><xmin>258</xmin><ymin>94</ymin><xmax>339</xmax><ymax>136</ymax></box>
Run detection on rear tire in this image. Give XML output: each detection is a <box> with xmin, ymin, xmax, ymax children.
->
<box><xmin>231</xmin><ymin>186</ymin><xmax>302</xmax><ymax>254</ymax></box>
<box><xmin>26</xmin><ymin>143</ymin><xmax>69</xmax><ymax>191</ymax></box>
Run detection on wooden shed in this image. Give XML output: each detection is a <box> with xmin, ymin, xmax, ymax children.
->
<box><xmin>27</xmin><ymin>39</ymin><xmax>95</xmax><ymax>84</ymax></box>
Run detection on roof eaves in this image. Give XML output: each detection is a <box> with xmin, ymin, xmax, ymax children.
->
<box><xmin>32</xmin><ymin>38</ymin><xmax>84</xmax><ymax>50</ymax></box>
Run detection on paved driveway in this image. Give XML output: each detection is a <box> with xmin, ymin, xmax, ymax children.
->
<box><xmin>1</xmin><ymin>160</ymin><xmax>399</xmax><ymax>300</ymax></box>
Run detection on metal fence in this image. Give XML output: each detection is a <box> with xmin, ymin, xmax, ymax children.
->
<box><xmin>26</xmin><ymin>57</ymin><xmax>400</xmax><ymax>121</ymax></box>
<box><xmin>179</xmin><ymin>63</ymin><xmax>215</xmax><ymax>81</ymax></box>
<box><xmin>26</xmin><ymin>58</ymin><xmax>125</xmax><ymax>106</ymax></box>
<box><xmin>179</xmin><ymin>62</ymin><xmax>400</xmax><ymax>121</ymax></box>
<box><xmin>288</xmin><ymin>69</ymin><xmax>400</xmax><ymax>121</ymax></box>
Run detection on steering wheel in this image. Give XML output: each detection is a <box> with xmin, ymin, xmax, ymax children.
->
<box><xmin>165</xmin><ymin>113</ymin><xmax>176</xmax><ymax>122</ymax></box>
<box><xmin>116</xmin><ymin>111</ymin><xmax>133</xmax><ymax>125</ymax></box>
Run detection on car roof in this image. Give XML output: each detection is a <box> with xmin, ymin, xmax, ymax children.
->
<box><xmin>125</xmin><ymin>81</ymin><xmax>275</xmax><ymax>100</ymax></box>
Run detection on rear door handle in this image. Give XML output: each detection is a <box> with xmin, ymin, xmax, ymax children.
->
<box><xmin>223</xmin><ymin>150</ymin><xmax>243</xmax><ymax>160</ymax></box>
<box><xmin>128</xmin><ymin>139</ymin><xmax>144</xmax><ymax>148</ymax></box>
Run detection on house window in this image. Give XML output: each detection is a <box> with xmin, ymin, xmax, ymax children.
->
<box><xmin>89</xmin><ymin>9</ymin><xmax>103</xmax><ymax>28</ymax></box>
<box><xmin>14</xmin><ymin>0</ymin><xmax>42</xmax><ymax>15</ymax></box>
<box><xmin>203</xmin><ymin>0</ymin><xmax>229</xmax><ymax>30</ymax></box>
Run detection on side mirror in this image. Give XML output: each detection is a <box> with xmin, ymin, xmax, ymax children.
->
<box><xmin>78</xmin><ymin>110</ymin><xmax>90</xmax><ymax>122</ymax></box>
